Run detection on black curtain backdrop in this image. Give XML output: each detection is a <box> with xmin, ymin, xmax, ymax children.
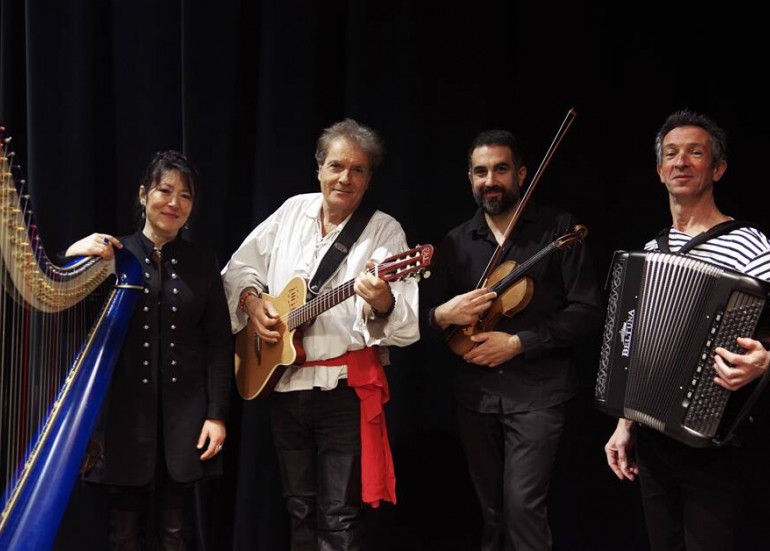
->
<box><xmin>2</xmin><ymin>1</ymin><xmax>770</xmax><ymax>550</ymax></box>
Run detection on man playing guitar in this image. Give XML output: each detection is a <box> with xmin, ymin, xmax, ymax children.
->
<box><xmin>221</xmin><ymin>118</ymin><xmax>421</xmax><ymax>550</ymax></box>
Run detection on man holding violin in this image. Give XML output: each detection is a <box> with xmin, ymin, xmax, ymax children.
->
<box><xmin>420</xmin><ymin>129</ymin><xmax>603</xmax><ymax>551</ymax></box>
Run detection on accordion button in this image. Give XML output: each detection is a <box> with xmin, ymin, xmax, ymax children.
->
<box><xmin>171</xmin><ymin>360</ymin><xmax>177</xmax><ymax>366</ymax></box>
<box><xmin>144</xmin><ymin>288</ymin><xmax>149</xmax><ymax>294</ymax></box>
<box><xmin>144</xmin><ymin>342</ymin><xmax>149</xmax><ymax>348</ymax></box>
<box><xmin>172</xmin><ymin>306</ymin><xmax>178</xmax><ymax>312</ymax></box>
<box><xmin>170</xmin><ymin>342</ymin><xmax>175</xmax><ymax>348</ymax></box>
<box><xmin>171</xmin><ymin>273</ymin><xmax>178</xmax><ymax>279</ymax></box>
<box><xmin>171</xmin><ymin>259</ymin><xmax>178</xmax><ymax>265</ymax></box>
<box><xmin>172</xmin><ymin>377</ymin><xmax>177</xmax><ymax>383</ymax></box>
<box><xmin>170</xmin><ymin>325</ymin><xmax>176</xmax><ymax>330</ymax></box>
<box><xmin>173</xmin><ymin>288</ymin><xmax>179</xmax><ymax>294</ymax></box>
<box><xmin>143</xmin><ymin>325</ymin><xmax>149</xmax><ymax>330</ymax></box>
<box><xmin>145</xmin><ymin>258</ymin><xmax>150</xmax><ymax>264</ymax></box>
<box><xmin>142</xmin><ymin>379</ymin><xmax>149</xmax><ymax>384</ymax></box>
<box><xmin>143</xmin><ymin>360</ymin><xmax>149</xmax><ymax>366</ymax></box>
<box><xmin>144</xmin><ymin>306</ymin><xmax>149</xmax><ymax>312</ymax></box>
<box><xmin>144</xmin><ymin>272</ymin><xmax>150</xmax><ymax>279</ymax></box>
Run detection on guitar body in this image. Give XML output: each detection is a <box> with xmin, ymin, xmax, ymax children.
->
<box><xmin>234</xmin><ymin>276</ymin><xmax>308</xmax><ymax>400</ymax></box>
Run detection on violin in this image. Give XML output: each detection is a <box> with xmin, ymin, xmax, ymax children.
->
<box><xmin>445</xmin><ymin>225</ymin><xmax>588</xmax><ymax>356</ymax></box>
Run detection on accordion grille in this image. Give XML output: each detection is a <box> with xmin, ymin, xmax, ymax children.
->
<box><xmin>623</xmin><ymin>253</ymin><xmax>765</xmax><ymax>439</ymax></box>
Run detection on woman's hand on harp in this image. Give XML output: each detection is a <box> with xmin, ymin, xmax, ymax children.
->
<box><xmin>713</xmin><ymin>337</ymin><xmax>770</xmax><ymax>391</ymax></box>
<box><xmin>65</xmin><ymin>232</ymin><xmax>123</xmax><ymax>260</ymax></box>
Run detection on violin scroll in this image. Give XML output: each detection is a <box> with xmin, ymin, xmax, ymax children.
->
<box><xmin>554</xmin><ymin>224</ymin><xmax>588</xmax><ymax>249</ymax></box>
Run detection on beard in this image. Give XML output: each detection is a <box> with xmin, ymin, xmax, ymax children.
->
<box><xmin>473</xmin><ymin>185</ymin><xmax>519</xmax><ymax>215</ymax></box>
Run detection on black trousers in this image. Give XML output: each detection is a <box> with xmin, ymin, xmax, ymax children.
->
<box><xmin>636</xmin><ymin>427</ymin><xmax>740</xmax><ymax>551</ymax></box>
<box><xmin>456</xmin><ymin>403</ymin><xmax>566</xmax><ymax>551</ymax></box>
<box><xmin>270</xmin><ymin>382</ymin><xmax>363</xmax><ymax>551</ymax></box>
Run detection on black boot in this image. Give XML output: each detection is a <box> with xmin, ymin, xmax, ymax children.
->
<box><xmin>157</xmin><ymin>508</ymin><xmax>187</xmax><ymax>551</ymax></box>
<box><xmin>108</xmin><ymin>509</ymin><xmax>142</xmax><ymax>551</ymax></box>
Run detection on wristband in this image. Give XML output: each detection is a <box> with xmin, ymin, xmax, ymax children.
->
<box><xmin>238</xmin><ymin>289</ymin><xmax>261</xmax><ymax>312</ymax></box>
<box><xmin>370</xmin><ymin>292</ymin><xmax>396</xmax><ymax>320</ymax></box>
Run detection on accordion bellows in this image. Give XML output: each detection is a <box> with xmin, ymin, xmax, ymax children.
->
<box><xmin>594</xmin><ymin>251</ymin><xmax>770</xmax><ymax>448</ymax></box>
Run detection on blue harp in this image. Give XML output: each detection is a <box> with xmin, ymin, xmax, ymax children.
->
<box><xmin>0</xmin><ymin>128</ymin><xmax>142</xmax><ymax>550</ymax></box>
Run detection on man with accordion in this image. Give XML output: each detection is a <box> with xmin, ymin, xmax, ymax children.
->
<box><xmin>603</xmin><ymin>110</ymin><xmax>770</xmax><ymax>551</ymax></box>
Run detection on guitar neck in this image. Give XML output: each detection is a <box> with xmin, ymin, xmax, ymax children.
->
<box><xmin>284</xmin><ymin>245</ymin><xmax>431</xmax><ymax>329</ymax></box>
<box><xmin>289</xmin><ymin>279</ymin><xmax>357</xmax><ymax>329</ymax></box>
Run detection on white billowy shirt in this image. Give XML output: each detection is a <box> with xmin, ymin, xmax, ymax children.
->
<box><xmin>221</xmin><ymin>193</ymin><xmax>420</xmax><ymax>391</ymax></box>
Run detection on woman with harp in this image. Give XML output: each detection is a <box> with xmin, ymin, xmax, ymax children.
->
<box><xmin>419</xmin><ymin>125</ymin><xmax>603</xmax><ymax>551</ymax></box>
<box><xmin>0</xmin><ymin>151</ymin><xmax>233</xmax><ymax>550</ymax></box>
<box><xmin>62</xmin><ymin>151</ymin><xmax>233</xmax><ymax>549</ymax></box>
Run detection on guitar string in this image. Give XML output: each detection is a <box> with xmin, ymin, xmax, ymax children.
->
<box><xmin>276</xmin><ymin>252</ymin><xmax>423</xmax><ymax>330</ymax></box>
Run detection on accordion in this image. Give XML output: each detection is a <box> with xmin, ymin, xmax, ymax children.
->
<box><xmin>594</xmin><ymin>251</ymin><xmax>770</xmax><ymax>448</ymax></box>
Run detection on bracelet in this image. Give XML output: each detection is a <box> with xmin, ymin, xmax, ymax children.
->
<box><xmin>370</xmin><ymin>292</ymin><xmax>396</xmax><ymax>320</ymax></box>
<box><xmin>238</xmin><ymin>289</ymin><xmax>261</xmax><ymax>312</ymax></box>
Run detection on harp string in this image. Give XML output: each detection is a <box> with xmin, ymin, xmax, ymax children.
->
<box><xmin>0</xmin><ymin>133</ymin><xmax>104</xmax><ymax>497</ymax></box>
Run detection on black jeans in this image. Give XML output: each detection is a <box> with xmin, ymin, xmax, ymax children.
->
<box><xmin>457</xmin><ymin>403</ymin><xmax>566</xmax><ymax>551</ymax></box>
<box><xmin>636</xmin><ymin>427</ymin><xmax>739</xmax><ymax>551</ymax></box>
<box><xmin>270</xmin><ymin>382</ymin><xmax>363</xmax><ymax>551</ymax></box>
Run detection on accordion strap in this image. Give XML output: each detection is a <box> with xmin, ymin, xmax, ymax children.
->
<box><xmin>655</xmin><ymin>219</ymin><xmax>766</xmax><ymax>254</ymax></box>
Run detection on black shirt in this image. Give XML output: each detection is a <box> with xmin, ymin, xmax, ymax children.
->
<box><xmin>420</xmin><ymin>202</ymin><xmax>603</xmax><ymax>413</ymax></box>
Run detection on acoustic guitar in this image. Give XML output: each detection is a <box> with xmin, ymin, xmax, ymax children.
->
<box><xmin>234</xmin><ymin>244</ymin><xmax>433</xmax><ymax>400</ymax></box>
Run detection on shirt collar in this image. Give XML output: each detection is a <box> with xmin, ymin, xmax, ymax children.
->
<box><xmin>302</xmin><ymin>193</ymin><xmax>353</xmax><ymax>235</ymax></box>
<box><xmin>469</xmin><ymin>200</ymin><xmax>538</xmax><ymax>239</ymax></box>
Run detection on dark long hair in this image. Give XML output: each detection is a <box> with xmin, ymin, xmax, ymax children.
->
<box><xmin>136</xmin><ymin>150</ymin><xmax>199</xmax><ymax>228</ymax></box>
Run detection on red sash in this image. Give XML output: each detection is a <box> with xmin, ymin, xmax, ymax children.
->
<box><xmin>303</xmin><ymin>346</ymin><xmax>396</xmax><ymax>507</ymax></box>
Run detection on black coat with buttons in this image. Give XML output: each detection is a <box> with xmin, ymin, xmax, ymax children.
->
<box><xmin>84</xmin><ymin>232</ymin><xmax>233</xmax><ymax>486</ymax></box>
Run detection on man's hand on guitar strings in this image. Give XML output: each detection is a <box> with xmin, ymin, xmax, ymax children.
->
<box><xmin>244</xmin><ymin>294</ymin><xmax>282</xmax><ymax>344</ymax></box>
<box><xmin>354</xmin><ymin>260</ymin><xmax>395</xmax><ymax>314</ymax></box>
<box><xmin>713</xmin><ymin>337</ymin><xmax>770</xmax><ymax>391</ymax></box>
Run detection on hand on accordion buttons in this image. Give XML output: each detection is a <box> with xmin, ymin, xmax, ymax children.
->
<box><xmin>713</xmin><ymin>337</ymin><xmax>770</xmax><ymax>391</ymax></box>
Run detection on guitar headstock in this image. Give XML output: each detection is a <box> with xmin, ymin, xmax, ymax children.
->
<box><xmin>554</xmin><ymin>224</ymin><xmax>588</xmax><ymax>249</ymax></box>
<box><xmin>374</xmin><ymin>244</ymin><xmax>434</xmax><ymax>283</ymax></box>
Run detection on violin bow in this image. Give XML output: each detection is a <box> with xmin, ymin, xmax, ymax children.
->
<box><xmin>475</xmin><ymin>107</ymin><xmax>578</xmax><ymax>289</ymax></box>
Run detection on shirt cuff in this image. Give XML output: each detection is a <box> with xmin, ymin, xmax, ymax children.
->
<box><xmin>516</xmin><ymin>330</ymin><xmax>541</xmax><ymax>355</ymax></box>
